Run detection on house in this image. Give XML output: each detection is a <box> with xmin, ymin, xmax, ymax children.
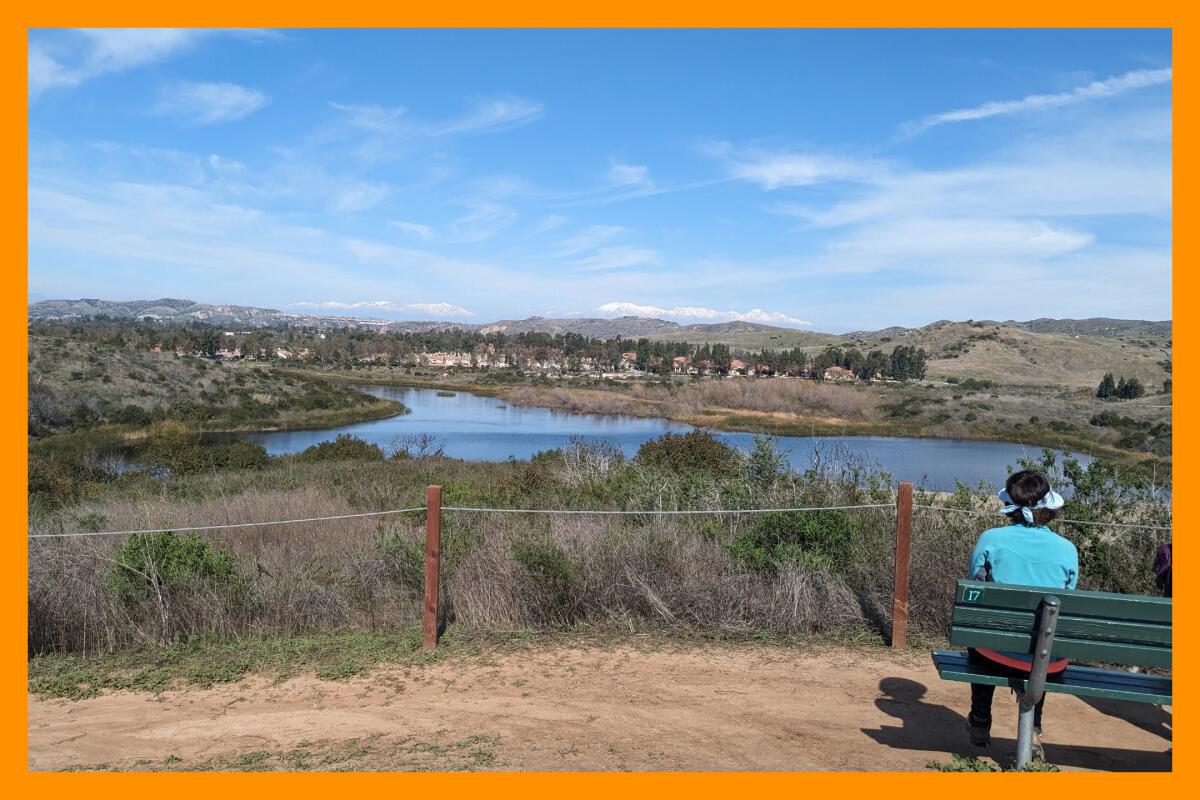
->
<box><xmin>729</xmin><ymin>358</ymin><xmax>746</xmax><ymax>375</ymax></box>
<box><xmin>672</xmin><ymin>355</ymin><xmax>689</xmax><ymax>374</ymax></box>
<box><xmin>274</xmin><ymin>347</ymin><xmax>293</xmax><ymax>360</ymax></box>
<box><xmin>823</xmin><ymin>365</ymin><xmax>856</xmax><ymax>382</ymax></box>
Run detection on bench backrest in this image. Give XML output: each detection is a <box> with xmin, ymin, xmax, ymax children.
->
<box><xmin>950</xmin><ymin>579</ymin><xmax>1172</xmax><ymax>668</ymax></box>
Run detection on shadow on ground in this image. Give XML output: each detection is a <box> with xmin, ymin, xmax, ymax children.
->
<box><xmin>861</xmin><ymin>677</ymin><xmax>1172</xmax><ymax>772</ymax></box>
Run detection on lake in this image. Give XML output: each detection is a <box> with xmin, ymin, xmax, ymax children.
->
<box><xmin>218</xmin><ymin>385</ymin><xmax>1091</xmax><ymax>491</ymax></box>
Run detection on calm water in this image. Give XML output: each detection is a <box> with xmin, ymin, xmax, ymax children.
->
<box><xmin>218</xmin><ymin>385</ymin><xmax>1091</xmax><ymax>491</ymax></box>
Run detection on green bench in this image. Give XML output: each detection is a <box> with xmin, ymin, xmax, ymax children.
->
<box><xmin>932</xmin><ymin>579</ymin><xmax>1171</xmax><ymax>767</ymax></box>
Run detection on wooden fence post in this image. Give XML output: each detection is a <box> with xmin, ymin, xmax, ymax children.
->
<box><xmin>423</xmin><ymin>484</ymin><xmax>443</xmax><ymax>650</ymax></box>
<box><xmin>892</xmin><ymin>480</ymin><xmax>914</xmax><ymax>649</ymax></box>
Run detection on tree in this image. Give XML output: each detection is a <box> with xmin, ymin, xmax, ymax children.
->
<box><xmin>197</xmin><ymin>328</ymin><xmax>220</xmax><ymax>358</ymax></box>
<box><xmin>1096</xmin><ymin>373</ymin><xmax>1116</xmax><ymax>399</ymax></box>
<box><xmin>1119</xmin><ymin>378</ymin><xmax>1146</xmax><ymax>400</ymax></box>
<box><xmin>888</xmin><ymin>345</ymin><xmax>928</xmax><ymax>380</ymax></box>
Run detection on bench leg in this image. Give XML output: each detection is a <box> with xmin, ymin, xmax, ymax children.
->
<box><xmin>1016</xmin><ymin>695</ymin><xmax>1036</xmax><ymax>769</ymax></box>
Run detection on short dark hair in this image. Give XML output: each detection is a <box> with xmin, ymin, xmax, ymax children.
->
<box><xmin>1005</xmin><ymin>470</ymin><xmax>1057</xmax><ymax>526</ymax></box>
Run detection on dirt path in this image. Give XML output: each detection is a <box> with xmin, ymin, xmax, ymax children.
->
<box><xmin>28</xmin><ymin>643</ymin><xmax>1171</xmax><ymax>772</ymax></box>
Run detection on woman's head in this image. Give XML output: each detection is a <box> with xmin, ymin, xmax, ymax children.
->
<box><xmin>1004</xmin><ymin>470</ymin><xmax>1058</xmax><ymax>526</ymax></box>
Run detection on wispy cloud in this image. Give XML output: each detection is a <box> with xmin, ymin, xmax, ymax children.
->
<box><xmin>328</xmin><ymin>95</ymin><xmax>543</xmax><ymax>139</ymax></box>
<box><xmin>554</xmin><ymin>224</ymin><xmax>626</xmax><ymax>257</ymax></box>
<box><xmin>28</xmin><ymin>29</ymin><xmax>278</xmax><ymax>99</ymax></box>
<box><xmin>329</xmin><ymin>182</ymin><xmax>390</xmax><ymax>213</ymax></box>
<box><xmin>435</xmin><ymin>96</ymin><xmax>544</xmax><ymax>135</ymax></box>
<box><xmin>154</xmin><ymin>81</ymin><xmax>269</xmax><ymax>125</ymax></box>
<box><xmin>530</xmin><ymin>214</ymin><xmax>569</xmax><ymax>235</ymax></box>
<box><xmin>390</xmin><ymin>220</ymin><xmax>434</xmax><ymax>242</ymax></box>
<box><xmin>608</xmin><ymin>161</ymin><xmax>654</xmax><ymax>191</ymax></box>
<box><xmin>900</xmin><ymin>67</ymin><xmax>1173</xmax><ymax>137</ymax></box>
<box><xmin>329</xmin><ymin>102</ymin><xmax>407</xmax><ymax>131</ymax></box>
<box><xmin>447</xmin><ymin>202</ymin><xmax>518</xmax><ymax>243</ymax></box>
<box><xmin>826</xmin><ymin>218</ymin><xmax>1095</xmax><ymax>261</ymax></box>
<box><xmin>291</xmin><ymin>300</ymin><xmax>476</xmax><ymax>317</ymax></box>
<box><xmin>574</xmin><ymin>246</ymin><xmax>660</xmax><ymax>271</ymax></box>
<box><xmin>705</xmin><ymin>141</ymin><xmax>885</xmax><ymax>189</ymax></box>
<box><xmin>596</xmin><ymin>301</ymin><xmax>811</xmax><ymax>327</ymax></box>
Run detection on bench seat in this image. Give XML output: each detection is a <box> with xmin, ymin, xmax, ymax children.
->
<box><xmin>933</xmin><ymin>649</ymin><xmax>1172</xmax><ymax>705</ymax></box>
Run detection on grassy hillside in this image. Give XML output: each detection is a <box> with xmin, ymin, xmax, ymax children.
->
<box><xmin>841</xmin><ymin>321</ymin><xmax>1172</xmax><ymax>389</ymax></box>
<box><xmin>28</xmin><ymin>334</ymin><xmax>402</xmax><ymax>437</ymax></box>
<box><xmin>646</xmin><ymin>321</ymin><xmax>1171</xmax><ymax>391</ymax></box>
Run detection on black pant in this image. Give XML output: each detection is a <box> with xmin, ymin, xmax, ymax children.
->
<box><xmin>967</xmin><ymin>650</ymin><xmax>1046</xmax><ymax>729</ymax></box>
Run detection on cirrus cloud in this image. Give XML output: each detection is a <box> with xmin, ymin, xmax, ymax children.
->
<box><xmin>154</xmin><ymin>81</ymin><xmax>269</xmax><ymax>125</ymax></box>
<box><xmin>901</xmin><ymin>67</ymin><xmax>1173</xmax><ymax>137</ymax></box>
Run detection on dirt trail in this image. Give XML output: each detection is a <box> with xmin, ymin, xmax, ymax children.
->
<box><xmin>28</xmin><ymin>644</ymin><xmax>1171</xmax><ymax>772</ymax></box>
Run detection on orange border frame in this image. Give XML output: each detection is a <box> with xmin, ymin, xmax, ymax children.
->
<box><xmin>3</xmin><ymin>6</ymin><xmax>1187</xmax><ymax>795</ymax></box>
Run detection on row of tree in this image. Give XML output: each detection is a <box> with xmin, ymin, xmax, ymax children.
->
<box><xmin>1096</xmin><ymin>373</ymin><xmax>1147</xmax><ymax>400</ymax></box>
<box><xmin>30</xmin><ymin>319</ymin><xmax>930</xmax><ymax>382</ymax></box>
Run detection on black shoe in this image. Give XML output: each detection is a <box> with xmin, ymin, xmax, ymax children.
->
<box><xmin>966</xmin><ymin>713</ymin><xmax>991</xmax><ymax>747</ymax></box>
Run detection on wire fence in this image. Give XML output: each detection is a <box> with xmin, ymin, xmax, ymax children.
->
<box><xmin>913</xmin><ymin>503</ymin><xmax>1173</xmax><ymax>531</ymax></box>
<box><xmin>28</xmin><ymin>485</ymin><xmax>1172</xmax><ymax>655</ymax></box>
<box><xmin>30</xmin><ymin>500</ymin><xmax>1170</xmax><ymax>538</ymax></box>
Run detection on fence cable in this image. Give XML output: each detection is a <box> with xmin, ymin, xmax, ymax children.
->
<box><xmin>440</xmin><ymin>503</ymin><xmax>894</xmax><ymax>516</ymax></box>
<box><xmin>28</xmin><ymin>507</ymin><xmax>428</xmax><ymax>539</ymax></box>
<box><xmin>914</xmin><ymin>503</ymin><xmax>1172</xmax><ymax>532</ymax></box>
<box><xmin>30</xmin><ymin>501</ymin><xmax>1170</xmax><ymax>539</ymax></box>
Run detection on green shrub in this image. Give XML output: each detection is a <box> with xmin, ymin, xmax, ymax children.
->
<box><xmin>206</xmin><ymin>440</ymin><xmax>271</xmax><ymax>470</ymax></box>
<box><xmin>727</xmin><ymin>510</ymin><xmax>856</xmax><ymax>575</ymax></box>
<box><xmin>377</xmin><ymin>532</ymin><xmax>425</xmax><ymax>592</ymax></box>
<box><xmin>635</xmin><ymin>430</ymin><xmax>740</xmax><ymax>476</ymax></box>
<box><xmin>297</xmin><ymin>435</ymin><xmax>385</xmax><ymax>463</ymax></box>
<box><xmin>140</xmin><ymin>422</ymin><xmax>207</xmax><ymax>473</ymax></box>
<box><xmin>512</xmin><ymin>539</ymin><xmax>581</xmax><ymax>625</ymax></box>
<box><xmin>746</xmin><ymin>435</ymin><xmax>787</xmax><ymax>487</ymax></box>
<box><xmin>108</xmin><ymin>532</ymin><xmax>245</xmax><ymax>606</ymax></box>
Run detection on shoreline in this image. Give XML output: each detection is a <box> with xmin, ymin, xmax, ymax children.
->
<box><xmin>276</xmin><ymin>368</ymin><xmax>1160</xmax><ymax>468</ymax></box>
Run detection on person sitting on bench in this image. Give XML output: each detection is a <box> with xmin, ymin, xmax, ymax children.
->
<box><xmin>964</xmin><ymin>470</ymin><xmax>1080</xmax><ymax>758</ymax></box>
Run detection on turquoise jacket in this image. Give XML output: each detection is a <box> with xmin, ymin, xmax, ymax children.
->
<box><xmin>967</xmin><ymin>524</ymin><xmax>1079</xmax><ymax>590</ymax></box>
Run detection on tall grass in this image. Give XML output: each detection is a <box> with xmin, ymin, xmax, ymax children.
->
<box><xmin>501</xmin><ymin>378</ymin><xmax>880</xmax><ymax>422</ymax></box>
<box><xmin>27</xmin><ymin>440</ymin><xmax>1168</xmax><ymax>656</ymax></box>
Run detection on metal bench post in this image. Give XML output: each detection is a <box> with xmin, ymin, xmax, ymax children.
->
<box><xmin>1016</xmin><ymin>596</ymin><xmax>1060</xmax><ymax>768</ymax></box>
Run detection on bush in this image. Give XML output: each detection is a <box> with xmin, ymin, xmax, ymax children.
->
<box><xmin>377</xmin><ymin>531</ymin><xmax>425</xmax><ymax>593</ymax></box>
<box><xmin>635</xmin><ymin>430</ymin><xmax>741</xmax><ymax>476</ymax></box>
<box><xmin>140</xmin><ymin>421</ymin><xmax>206</xmax><ymax>473</ymax></box>
<box><xmin>511</xmin><ymin>539</ymin><xmax>581</xmax><ymax>625</ymax></box>
<box><xmin>957</xmin><ymin>378</ymin><xmax>998</xmax><ymax>391</ymax></box>
<box><xmin>108</xmin><ymin>532</ymin><xmax>245</xmax><ymax>606</ymax></box>
<box><xmin>297</xmin><ymin>435</ymin><xmax>385</xmax><ymax>463</ymax></box>
<box><xmin>727</xmin><ymin>510</ymin><xmax>856</xmax><ymax>575</ymax></box>
<box><xmin>207</xmin><ymin>440</ymin><xmax>271</xmax><ymax>470</ymax></box>
<box><xmin>746</xmin><ymin>436</ymin><xmax>787</xmax><ymax>487</ymax></box>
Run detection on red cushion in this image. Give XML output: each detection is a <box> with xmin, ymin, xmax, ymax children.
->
<box><xmin>975</xmin><ymin>647</ymin><xmax>1069</xmax><ymax>674</ymax></box>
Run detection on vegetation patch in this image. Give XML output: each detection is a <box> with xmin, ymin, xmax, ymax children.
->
<box><xmin>29</xmin><ymin>629</ymin><xmax>434</xmax><ymax>700</ymax></box>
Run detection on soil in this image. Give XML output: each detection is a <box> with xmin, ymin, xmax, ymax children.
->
<box><xmin>28</xmin><ymin>643</ymin><xmax>1172</xmax><ymax>772</ymax></box>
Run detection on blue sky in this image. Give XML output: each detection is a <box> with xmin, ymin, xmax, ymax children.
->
<box><xmin>27</xmin><ymin>29</ymin><xmax>1172</xmax><ymax>331</ymax></box>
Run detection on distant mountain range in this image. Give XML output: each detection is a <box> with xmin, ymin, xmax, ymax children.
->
<box><xmin>845</xmin><ymin>317</ymin><xmax>1171</xmax><ymax>340</ymax></box>
<box><xmin>27</xmin><ymin>298</ymin><xmax>791</xmax><ymax>338</ymax></box>
<box><xmin>28</xmin><ymin>297</ymin><xmax>1171</xmax><ymax>341</ymax></box>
